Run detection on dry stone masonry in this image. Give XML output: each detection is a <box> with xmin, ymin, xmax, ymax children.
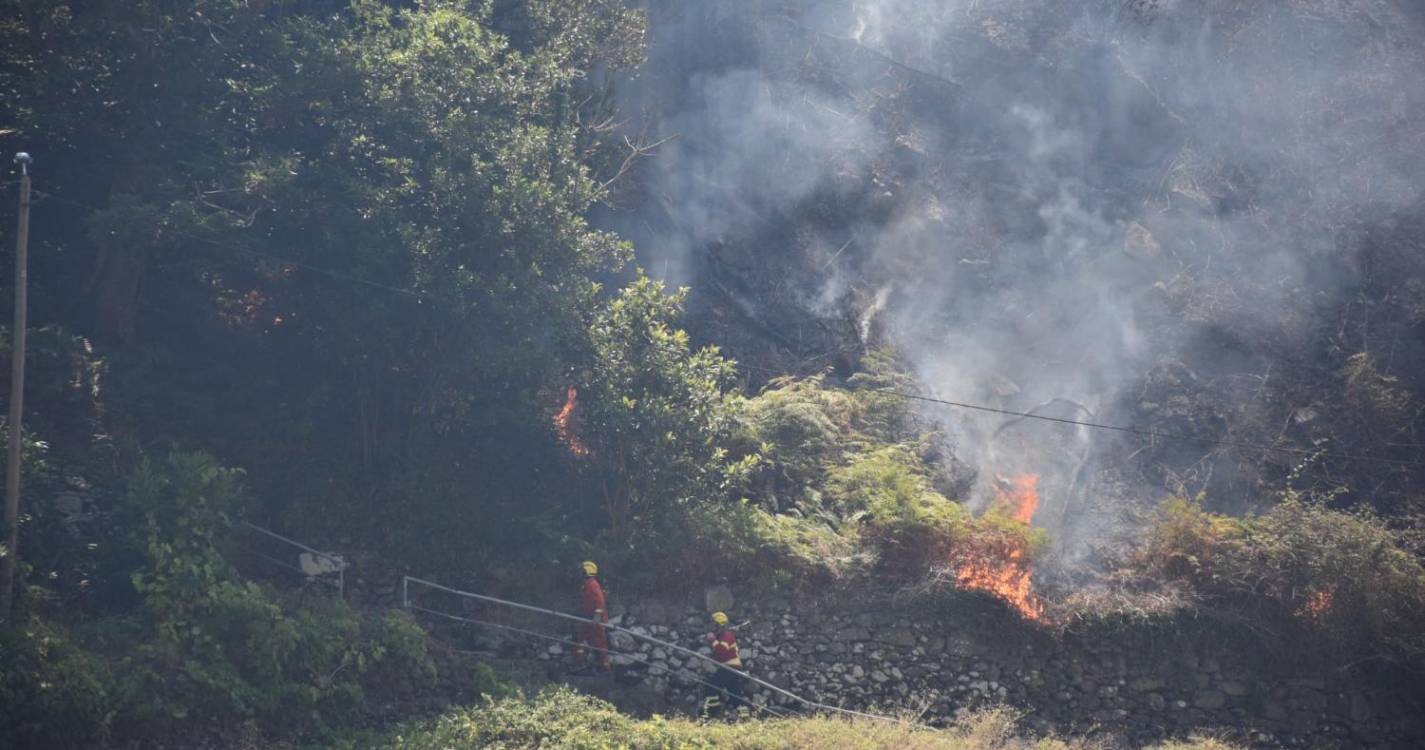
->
<box><xmin>524</xmin><ymin>591</ymin><xmax>1424</xmax><ymax>749</ymax></box>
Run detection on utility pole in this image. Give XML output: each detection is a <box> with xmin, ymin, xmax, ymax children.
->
<box><xmin>1</xmin><ymin>152</ymin><xmax>32</xmax><ymax>623</ymax></box>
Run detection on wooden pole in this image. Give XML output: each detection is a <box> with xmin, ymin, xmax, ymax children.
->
<box><xmin>1</xmin><ymin>153</ymin><xmax>32</xmax><ymax>623</ymax></box>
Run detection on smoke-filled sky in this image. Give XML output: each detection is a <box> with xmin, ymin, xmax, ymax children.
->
<box><xmin>609</xmin><ymin>0</ymin><xmax>1425</xmax><ymax>559</ymax></box>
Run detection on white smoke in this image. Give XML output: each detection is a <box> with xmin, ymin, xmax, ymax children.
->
<box><xmin>612</xmin><ymin>0</ymin><xmax>1425</xmax><ymax>561</ymax></box>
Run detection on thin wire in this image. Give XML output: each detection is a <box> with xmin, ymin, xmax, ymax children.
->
<box><xmin>235</xmin><ymin>545</ymin><xmax>342</xmax><ymax>588</ymax></box>
<box><xmin>865</xmin><ymin>387</ymin><xmax>1419</xmax><ymax>467</ymax></box>
<box><xmin>739</xmin><ymin>363</ymin><xmax>1418</xmax><ymax>468</ymax></box>
<box><xmin>239</xmin><ymin>520</ymin><xmax>345</xmax><ymax>563</ymax></box>
<box><xmin>404</xmin><ymin>575</ymin><xmax>921</xmax><ymax>727</ymax></box>
<box><xmin>406</xmin><ymin>602</ymin><xmax>786</xmax><ymax>718</ymax></box>
<box><xmin>26</xmin><ymin>182</ymin><xmax>1416</xmax><ymax>469</ymax></box>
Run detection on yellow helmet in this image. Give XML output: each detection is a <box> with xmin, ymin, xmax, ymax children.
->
<box><xmin>581</xmin><ymin>560</ymin><xmax>598</xmax><ymax>576</ymax></box>
<box><xmin>711</xmin><ymin>611</ymin><xmax>729</xmax><ymax>626</ymax></box>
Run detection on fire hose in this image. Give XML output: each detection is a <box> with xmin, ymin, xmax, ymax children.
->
<box><xmin>403</xmin><ymin>575</ymin><xmax>924</xmax><ymax>728</ymax></box>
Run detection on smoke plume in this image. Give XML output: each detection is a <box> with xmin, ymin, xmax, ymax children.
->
<box><xmin>610</xmin><ymin>0</ymin><xmax>1425</xmax><ymax>564</ymax></box>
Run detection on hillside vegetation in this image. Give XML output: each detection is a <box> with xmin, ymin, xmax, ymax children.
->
<box><xmin>1</xmin><ymin>1</ymin><xmax>1424</xmax><ymax>748</ymax></box>
<box><xmin>333</xmin><ymin>688</ymin><xmax>1239</xmax><ymax>750</ymax></box>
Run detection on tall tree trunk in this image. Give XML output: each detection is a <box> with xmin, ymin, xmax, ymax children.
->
<box><xmin>91</xmin><ymin>239</ymin><xmax>147</xmax><ymax>344</ymax></box>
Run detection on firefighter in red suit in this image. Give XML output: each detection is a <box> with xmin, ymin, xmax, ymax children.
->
<box><xmin>702</xmin><ymin>611</ymin><xmax>748</xmax><ymax>718</ymax></box>
<box><xmin>572</xmin><ymin>560</ymin><xmax>611</xmax><ymax>674</ymax></box>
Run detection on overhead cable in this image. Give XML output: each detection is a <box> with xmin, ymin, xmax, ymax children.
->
<box><xmin>19</xmin><ymin>187</ymin><xmax>1418</xmax><ymax>469</ymax></box>
<box><xmin>864</xmin><ymin>387</ymin><xmax>1419</xmax><ymax>467</ymax></box>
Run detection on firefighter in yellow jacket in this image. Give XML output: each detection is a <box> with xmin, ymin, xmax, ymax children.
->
<box><xmin>701</xmin><ymin>611</ymin><xmax>748</xmax><ymax>718</ymax></box>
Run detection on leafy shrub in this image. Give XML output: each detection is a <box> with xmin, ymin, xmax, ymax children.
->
<box><xmin>1132</xmin><ymin>493</ymin><xmax>1425</xmax><ymax>670</ymax></box>
<box><xmin>2</xmin><ymin>449</ymin><xmax>438</xmax><ymax>745</ymax></box>
<box><xmin>121</xmin><ymin>451</ymin><xmax>437</xmax><ymax>735</ymax></box>
<box><xmin>576</xmin><ymin>277</ymin><xmax>758</xmax><ymax>543</ymax></box>
<box><xmin>636</xmin><ymin>497</ymin><xmax>868</xmax><ymax>586</ymax></box>
<box><xmin>737</xmin><ymin>375</ymin><xmax>857</xmax><ymax>495</ymax></box>
<box><xmin>828</xmin><ymin>446</ymin><xmax>966</xmax><ymax>573</ymax></box>
<box><xmin>469</xmin><ymin>662</ymin><xmax>517</xmax><ymax>701</ymax></box>
<box><xmin>353</xmin><ymin>688</ymin><xmax>1240</xmax><ymax>750</ymax></box>
<box><xmin>1342</xmin><ymin>352</ymin><xmax>1414</xmax><ymax>429</ymax></box>
<box><xmin>735</xmin><ymin>359</ymin><xmax>921</xmax><ymax>513</ymax></box>
<box><xmin>660</xmin><ymin>367</ymin><xmax>1037</xmax><ymax>588</ymax></box>
<box><xmin>0</xmin><ymin>617</ymin><xmax>119</xmax><ymax>748</ymax></box>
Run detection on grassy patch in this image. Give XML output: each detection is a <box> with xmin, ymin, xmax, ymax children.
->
<box><xmin>333</xmin><ymin>687</ymin><xmax>1240</xmax><ymax>750</ymax></box>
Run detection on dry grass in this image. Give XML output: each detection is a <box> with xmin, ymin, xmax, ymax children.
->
<box><xmin>343</xmin><ymin>689</ymin><xmax>1241</xmax><ymax>750</ymax></box>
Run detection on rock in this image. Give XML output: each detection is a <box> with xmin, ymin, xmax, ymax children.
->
<box><xmin>1219</xmin><ymin>680</ymin><xmax>1250</xmax><ymax>697</ymax></box>
<box><xmin>887</xmin><ymin>629</ymin><xmax>917</xmax><ymax>648</ymax></box>
<box><xmin>1349</xmin><ymin>692</ymin><xmax>1374</xmax><ymax>723</ymax></box>
<box><xmin>547</xmin><ymin>644</ymin><xmax>564</xmax><ymax>655</ymax></box>
<box><xmin>834</xmin><ymin>627</ymin><xmax>871</xmax><ymax>643</ymax></box>
<box><xmin>1194</xmin><ymin>691</ymin><xmax>1227</xmax><ymax>710</ymax></box>
<box><xmin>1129</xmin><ymin>676</ymin><xmax>1166</xmax><ymax>692</ymax></box>
<box><xmin>1147</xmin><ymin>693</ymin><xmax>1167</xmax><ymax>711</ymax></box>
<box><xmin>871</xmin><ymin>670</ymin><xmax>889</xmax><ymax>684</ymax></box>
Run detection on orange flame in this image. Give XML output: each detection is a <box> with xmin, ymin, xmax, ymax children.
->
<box><xmin>954</xmin><ymin>474</ymin><xmax>1044</xmax><ymax>621</ymax></box>
<box><xmin>554</xmin><ymin>387</ymin><xmax>589</xmax><ymax>457</ymax></box>
<box><xmin>1296</xmin><ymin>587</ymin><xmax>1334</xmax><ymax>621</ymax></box>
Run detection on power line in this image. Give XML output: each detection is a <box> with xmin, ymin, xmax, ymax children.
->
<box><xmin>866</xmin><ymin>387</ymin><xmax>1418</xmax><ymax>467</ymax></box>
<box><xmin>737</xmin><ymin>362</ymin><xmax>1417</xmax><ymax>467</ymax></box>
<box><xmin>18</xmin><ymin>184</ymin><xmax>1419</xmax><ymax>469</ymax></box>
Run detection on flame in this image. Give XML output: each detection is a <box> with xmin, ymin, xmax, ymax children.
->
<box><xmin>554</xmin><ymin>387</ymin><xmax>589</xmax><ymax>457</ymax></box>
<box><xmin>1296</xmin><ymin>587</ymin><xmax>1334</xmax><ymax>621</ymax></box>
<box><xmin>1004</xmin><ymin>474</ymin><xmax>1039</xmax><ymax>523</ymax></box>
<box><xmin>954</xmin><ymin>474</ymin><xmax>1044</xmax><ymax>621</ymax></box>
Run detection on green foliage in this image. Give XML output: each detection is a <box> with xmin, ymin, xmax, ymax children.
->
<box><xmin>0</xmin><ymin>326</ymin><xmax>115</xmax><ymax>611</ymax></box>
<box><xmin>0</xmin><ymin>617</ymin><xmax>118</xmax><ymax>748</ymax></box>
<box><xmin>469</xmin><ymin>661</ymin><xmax>517</xmax><ymax>702</ymax></box>
<box><xmin>0</xmin><ymin>0</ymin><xmax>651</xmax><ymax>579</ymax></box>
<box><xmin>127</xmin><ymin>451</ymin><xmax>245</xmax><ymax>619</ymax></box>
<box><xmin>827</xmin><ymin>446</ymin><xmax>965</xmax><ymax>572</ymax></box>
<box><xmin>577</xmin><ymin>276</ymin><xmax>757</xmax><ymax>542</ymax></box>
<box><xmin>1134</xmin><ymin>492</ymin><xmax>1425</xmax><ymax>670</ymax></box>
<box><xmin>686</xmin><ymin>365</ymin><xmax>1042</xmax><ymax>587</ymax></box>
<box><xmin>1</xmin><ymin>450</ymin><xmax>437</xmax><ymax>745</ymax></box>
<box><xmin>348</xmin><ymin>688</ymin><xmax>1238</xmax><ymax>750</ymax></box>
<box><xmin>121</xmin><ymin>451</ymin><xmax>436</xmax><ymax>733</ymax></box>
<box><xmin>1342</xmin><ymin>352</ymin><xmax>1415</xmax><ymax>432</ymax></box>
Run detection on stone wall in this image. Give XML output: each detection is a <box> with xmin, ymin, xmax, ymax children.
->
<box><xmin>524</xmin><ymin>589</ymin><xmax>1423</xmax><ymax>749</ymax></box>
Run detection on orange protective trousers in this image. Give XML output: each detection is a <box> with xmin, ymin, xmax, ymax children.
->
<box><xmin>574</xmin><ymin>621</ymin><xmax>610</xmax><ymax>668</ymax></box>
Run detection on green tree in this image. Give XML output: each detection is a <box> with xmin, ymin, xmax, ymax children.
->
<box><xmin>2</xmin><ymin>0</ymin><xmax>649</xmax><ymax>571</ymax></box>
<box><xmin>576</xmin><ymin>276</ymin><xmax>754</xmax><ymax>543</ymax></box>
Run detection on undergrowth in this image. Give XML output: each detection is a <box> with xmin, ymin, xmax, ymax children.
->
<box><xmin>1055</xmin><ymin>491</ymin><xmax>1425</xmax><ymax>675</ymax></box>
<box><xmin>331</xmin><ymin>687</ymin><xmax>1241</xmax><ymax>750</ymax></box>
<box><xmin>635</xmin><ymin>361</ymin><xmax>1042</xmax><ymax>591</ymax></box>
<box><xmin>0</xmin><ymin>451</ymin><xmax>437</xmax><ymax>748</ymax></box>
